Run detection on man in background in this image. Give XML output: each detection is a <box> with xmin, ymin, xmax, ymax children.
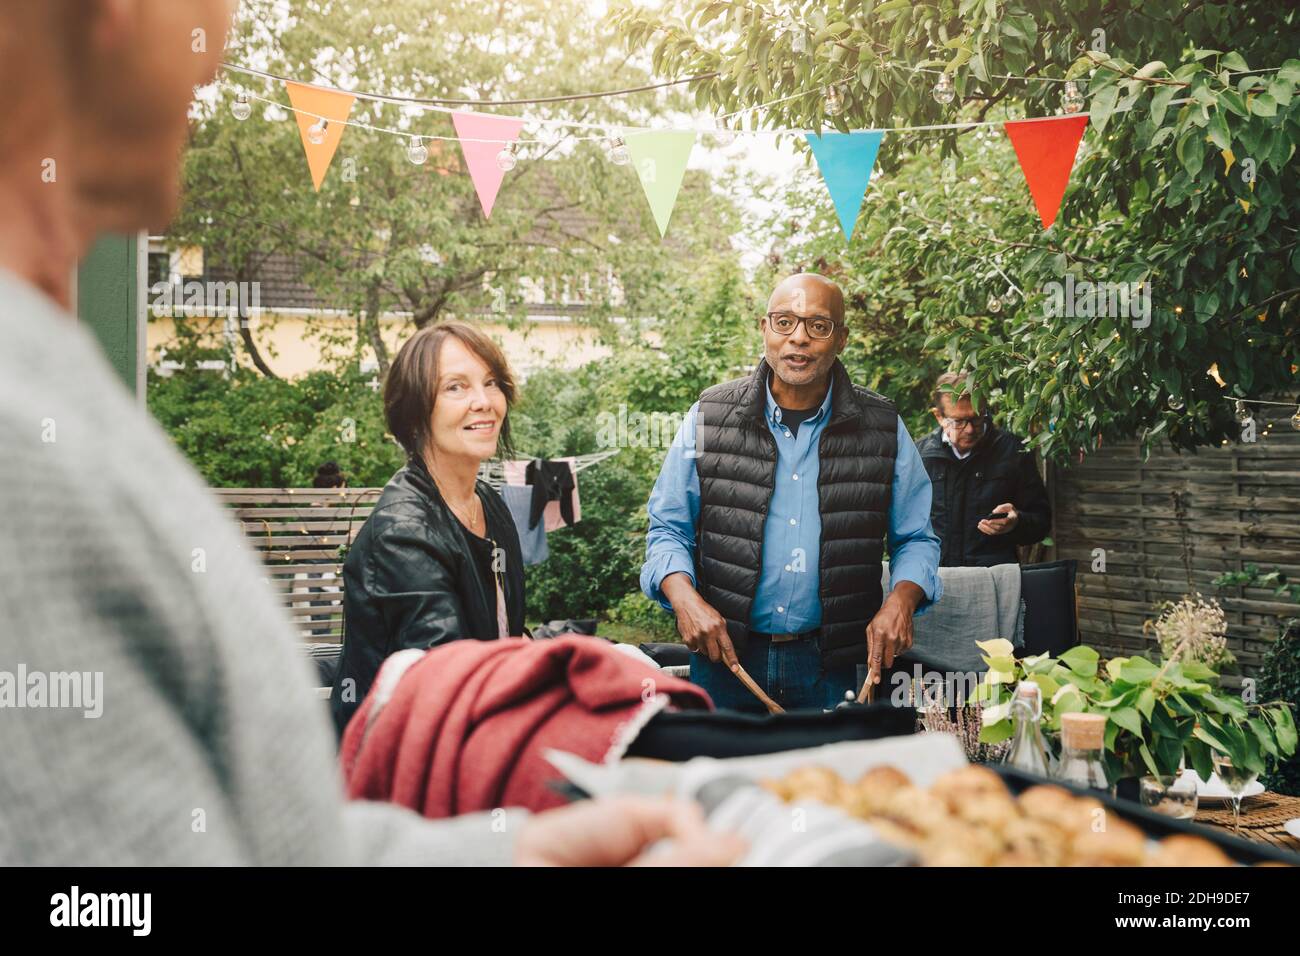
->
<box><xmin>915</xmin><ymin>372</ymin><xmax>1051</xmax><ymax>567</ymax></box>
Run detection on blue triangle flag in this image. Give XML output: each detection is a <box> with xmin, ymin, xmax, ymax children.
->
<box><xmin>804</xmin><ymin>130</ymin><xmax>884</xmax><ymax>242</ymax></box>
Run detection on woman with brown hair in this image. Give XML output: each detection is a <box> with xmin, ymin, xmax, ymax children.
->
<box><xmin>331</xmin><ymin>321</ymin><xmax>526</xmax><ymax>734</ymax></box>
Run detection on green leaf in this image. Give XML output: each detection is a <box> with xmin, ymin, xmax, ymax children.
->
<box><xmin>1208</xmin><ymin>108</ymin><xmax>1231</xmax><ymax>150</ymax></box>
<box><xmin>1090</xmin><ymin>84</ymin><xmax>1120</xmax><ymax>133</ymax></box>
<box><xmin>1137</xmin><ymin>741</ymin><xmax>1162</xmax><ymax>778</ymax></box>
<box><xmin>1137</xmin><ymin>687</ymin><xmax>1156</xmax><ymax>720</ymax></box>
<box><xmin>1221</xmin><ymin>52</ymin><xmax>1248</xmax><ymax>73</ymax></box>
<box><xmin>1150</xmin><ymin>85</ymin><xmax>1175</xmax><ymax>126</ymax></box>
<box><xmin>980</xmin><ymin>719</ymin><xmax>1014</xmax><ymax>745</ymax></box>
<box><xmin>1118</xmin><ymin>656</ymin><xmax>1159</xmax><ymax>683</ymax></box>
<box><xmin>1059</xmin><ymin>645</ymin><xmax>1099</xmax><ymax>677</ymax></box>
<box><xmin>1219</xmin><ymin>88</ymin><xmax>1248</xmax><ymax>117</ymax></box>
<box><xmin>1272</xmin><ymin>705</ymin><xmax>1298</xmax><ymax>754</ymax></box>
<box><xmin>1250</xmin><ymin>93</ymin><xmax>1278</xmax><ymax>117</ymax></box>
<box><xmin>1109</xmin><ymin>706</ymin><xmax>1144</xmax><ymax>738</ymax></box>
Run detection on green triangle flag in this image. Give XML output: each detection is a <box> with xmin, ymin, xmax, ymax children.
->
<box><xmin>625</xmin><ymin>130</ymin><xmax>696</xmax><ymax>238</ymax></box>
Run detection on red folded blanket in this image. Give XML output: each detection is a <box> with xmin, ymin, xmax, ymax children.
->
<box><xmin>340</xmin><ymin>636</ymin><xmax>712</xmax><ymax>817</ymax></box>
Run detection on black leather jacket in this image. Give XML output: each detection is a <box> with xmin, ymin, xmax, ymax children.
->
<box><xmin>330</xmin><ymin>458</ymin><xmax>525</xmax><ymax>734</ymax></box>
<box><xmin>915</xmin><ymin>424</ymin><xmax>1051</xmax><ymax>567</ymax></box>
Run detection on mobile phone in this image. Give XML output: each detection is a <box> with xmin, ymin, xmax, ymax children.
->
<box><xmin>977</xmin><ymin>512</ymin><xmax>1012</xmax><ymax>521</ymax></box>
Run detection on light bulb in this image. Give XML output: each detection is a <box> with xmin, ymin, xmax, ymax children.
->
<box><xmin>790</xmin><ymin>22</ymin><xmax>807</xmax><ymax>55</ymax></box>
<box><xmin>1291</xmin><ymin>406</ymin><xmax>1300</xmax><ymax>431</ymax></box>
<box><xmin>231</xmin><ymin>92</ymin><xmax>252</xmax><ymax>122</ymax></box>
<box><xmin>1234</xmin><ymin>400</ymin><xmax>1252</xmax><ymax>423</ymax></box>
<box><xmin>606</xmin><ymin>137</ymin><xmax>630</xmax><ymax>165</ymax></box>
<box><xmin>825</xmin><ymin>86</ymin><xmax>843</xmax><ymax>116</ymax></box>
<box><xmin>1167</xmin><ymin>395</ymin><xmax>1185</xmax><ymax>411</ymax></box>
<box><xmin>308</xmin><ymin>119</ymin><xmax>328</xmax><ymax>145</ymax></box>
<box><xmin>1000</xmin><ymin>288</ymin><xmax>1017</xmax><ymax>307</ymax></box>
<box><xmin>713</xmin><ymin>120</ymin><xmax>735</xmax><ymax>146</ymax></box>
<box><xmin>407</xmin><ymin>135</ymin><xmax>428</xmax><ymax>166</ymax></box>
<box><xmin>987</xmin><ymin>293</ymin><xmax>1002</xmax><ymax>313</ymax></box>
<box><xmin>933</xmin><ymin>72</ymin><xmax>956</xmax><ymax>106</ymax></box>
<box><xmin>496</xmin><ymin>144</ymin><xmax>517</xmax><ymax>171</ymax></box>
<box><xmin>1062</xmin><ymin>80</ymin><xmax>1085</xmax><ymax>114</ymax></box>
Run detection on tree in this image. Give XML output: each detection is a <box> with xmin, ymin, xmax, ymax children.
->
<box><xmin>611</xmin><ymin>0</ymin><xmax>1300</xmax><ymax>461</ymax></box>
<box><xmin>173</xmin><ymin>0</ymin><xmax>745</xmax><ymax>377</ymax></box>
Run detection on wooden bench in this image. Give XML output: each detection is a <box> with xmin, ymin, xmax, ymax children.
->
<box><xmin>215</xmin><ymin>487</ymin><xmax>382</xmax><ymax>694</ymax></box>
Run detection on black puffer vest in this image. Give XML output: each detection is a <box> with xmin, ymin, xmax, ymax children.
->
<box><xmin>694</xmin><ymin>358</ymin><xmax>897</xmax><ymax>668</ymax></box>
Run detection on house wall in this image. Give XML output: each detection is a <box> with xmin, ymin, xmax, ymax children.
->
<box><xmin>146</xmin><ymin>310</ymin><xmax>614</xmax><ymax>380</ymax></box>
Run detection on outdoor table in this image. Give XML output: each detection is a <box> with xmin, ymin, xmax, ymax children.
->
<box><xmin>1193</xmin><ymin>791</ymin><xmax>1300</xmax><ymax>856</ymax></box>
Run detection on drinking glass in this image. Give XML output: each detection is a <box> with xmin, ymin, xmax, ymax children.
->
<box><xmin>1211</xmin><ymin>753</ymin><xmax>1259</xmax><ymax>835</ymax></box>
<box><xmin>1139</xmin><ymin>773</ymin><xmax>1198</xmax><ymax>820</ymax></box>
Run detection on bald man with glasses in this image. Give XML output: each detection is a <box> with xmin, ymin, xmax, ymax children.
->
<box><xmin>640</xmin><ymin>274</ymin><xmax>941</xmax><ymax>713</ymax></box>
<box><xmin>915</xmin><ymin>371</ymin><xmax>1052</xmax><ymax>567</ymax></box>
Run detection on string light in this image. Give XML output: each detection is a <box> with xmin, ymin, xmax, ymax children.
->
<box><xmin>606</xmin><ymin>137</ymin><xmax>630</xmax><ymax>165</ymax></box>
<box><xmin>231</xmin><ymin>92</ymin><xmax>252</xmax><ymax>121</ymax></box>
<box><xmin>987</xmin><ymin>292</ymin><xmax>1003</xmax><ymax>313</ymax></box>
<box><xmin>932</xmin><ymin>72</ymin><xmax>956</xmax><ymax>106</ymax></box>
<box><xmin>1000</xmin><ymin>287</ymin><xmax>1017</xmax><ymax>308</ymax></box>
<box><xmin>495</xmin><ymin>143</ymin><xmax>518</xmax><ymax>171</ymax></box>
<box><xmin>1234</xmin><ymin>399</ymin><xmax>1252</xmax><ymax>424</ymax></box>
<box><xmin>1167</xmin><ymin>395</ymin><xmax>1186</xmax><ymax>411</ymax></box>
<box><xmin>1061</xmin><ymin>80</ymin><xmax>1085</xmax><ymax>114</ymax></box>
<box><xmin>825</xmin><ymin>86</ymin><xmax>844</xmax><ymax>116</ymax></box>
<box><xmin>406</xmin><ymin>135</ymin><xmax>428</xmax><ymax>165</ymax></box>
<box><xmin>308</xmin><ymin>119</ymin><xmax>328</xmax><ymax>145</ymax></box>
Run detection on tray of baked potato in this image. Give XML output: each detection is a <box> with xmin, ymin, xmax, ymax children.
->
<box><xmin>545</xmin><ymin>733</ymin><xmax>1296</xmax><ymax>866</ymax></box>
<box><xmin>762</xmin><ymin>762</ymin><xmax>1290</xmax><ymax>866</ymax></box>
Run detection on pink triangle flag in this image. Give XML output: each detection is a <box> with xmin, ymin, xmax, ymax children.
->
<box><xmin>451</xmin><ymin>112</ymin><xmax>526</xmax><ymax>219</ymax></box>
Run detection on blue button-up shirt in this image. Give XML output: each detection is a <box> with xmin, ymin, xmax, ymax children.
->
<box><xmin>640</xmin><ymin>377</ymin><xmax>942</xmax><ymax>633</ymax></box>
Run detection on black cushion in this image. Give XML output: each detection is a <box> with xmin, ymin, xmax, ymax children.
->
<box><xmin>1019</xmin><ymin>559</ymin><xmax>1079</xmax><ymax>658</ymax></box>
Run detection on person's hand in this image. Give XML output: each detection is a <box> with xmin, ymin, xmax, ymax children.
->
<box><xmin>515</xmin><ymin>796</ymin><xmax>747</xmax><ymax>866</ymax></box>
<box><xmin>978</xmin><ymin>502</ymin><xmax>1020</xmax><ymax>536</ymax></box>
<box><xmin>662</xmin><ymin>573</ymin><xmax>739</xmax><ymax>668</ymax></box>
<box><xmin>862</xmin><ymin>583</ymin><xmax>922</xmax><ymax>690</ymax></box>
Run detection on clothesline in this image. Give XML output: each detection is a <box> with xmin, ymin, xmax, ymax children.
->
<box><xmin>477</xmin><ymin>448</ymin><xmax>620</xmax><ymax>489</ymax></box>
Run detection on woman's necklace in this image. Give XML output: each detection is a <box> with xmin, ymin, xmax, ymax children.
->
<box><xmin>432</xmin><ymin>473</ymin><xmax>484</xmax><ymax>536</ymax></box>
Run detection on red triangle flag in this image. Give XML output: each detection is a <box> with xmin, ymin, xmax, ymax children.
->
<box><xmin>1003</xmin><ymin>115</ymin><xmax>1088</xmax><ymax>230</ymax></box>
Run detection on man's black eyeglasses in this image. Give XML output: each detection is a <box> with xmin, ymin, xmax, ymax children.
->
<box><xmin>765</xmin><ymin>311</ymin><xmax>839</xmax><ymax>340</ymax></box>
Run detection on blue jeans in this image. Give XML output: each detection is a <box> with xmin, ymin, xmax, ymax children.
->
<box><xmin>689</xmin><ymin>637</ymin><xmax>863</xmax><ymax>714</ymax></box>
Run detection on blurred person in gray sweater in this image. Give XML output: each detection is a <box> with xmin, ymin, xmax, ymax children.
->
<box><xmin>0</xmin><ymin>0</ymin><xmax>742</xmax><ymax>867</ymax></box>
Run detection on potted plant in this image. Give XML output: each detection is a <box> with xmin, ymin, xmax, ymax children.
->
<box><xmin>970</xmin><ymin>638</ymin><xmax>1297</xmax><ymax>800</ymax></box>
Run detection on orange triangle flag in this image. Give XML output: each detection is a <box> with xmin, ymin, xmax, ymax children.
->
<box><xmin>1003</xmin><ymin>115</ymin><xmax>1088</xmax><ymax>230</ymax></box>
<box><xmin>284</xmin><ymin>81</ymin><xmax>356</xmax><ymax>191</ymax></box>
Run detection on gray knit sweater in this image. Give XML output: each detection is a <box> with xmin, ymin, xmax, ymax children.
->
<box><xmin>0</xmin><ymin>270</ymin><xmax>522</xmax><ymax>864</ymax></box>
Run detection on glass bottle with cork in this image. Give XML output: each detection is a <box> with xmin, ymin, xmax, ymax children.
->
<box><xmin>1004</xmin><ymin>681</ymin><xmax>1052</xmax><ymax>777</ymax></box>
<box><xmin>1055</xmin><ymin>712</ymin><xmax>1114</xmax><ymax>795</ymax></box>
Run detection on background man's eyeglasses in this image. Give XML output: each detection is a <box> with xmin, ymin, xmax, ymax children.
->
<box><xmin>765</xmin><ymin>311</ymin><xmax>838</xmax><ymax>340</ymax></box>
<box><xmin>941</xmin><ymin>416</ymin><xmax>985</xmax><ymax>433</ymax></box>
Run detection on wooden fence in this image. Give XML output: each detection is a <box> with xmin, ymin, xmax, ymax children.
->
<box><xmin>1050</xmin><ymin>403</ymin><xmax>1300</xmax><ymax>673</ymax></box>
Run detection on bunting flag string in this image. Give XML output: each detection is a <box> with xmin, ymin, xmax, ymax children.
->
<box><xmin>232</xmin><ymin>67</ymin><xmax>1134</xmax><ymax>237</ymax></box>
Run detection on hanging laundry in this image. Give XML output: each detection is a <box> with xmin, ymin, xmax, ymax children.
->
<box><xmin>499</xmin><ymin>484</ymin><xmax>549</xmax><ymax>565</ymax></box>
<box><xmin>504</xmin><ymin>458</ymin><xmax>581</xmax><ymax>533</ymax></box>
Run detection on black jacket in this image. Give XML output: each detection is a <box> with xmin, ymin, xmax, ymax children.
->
<box><xmin>915</xmin><ymin>424</ymin><xmax>1051</xmax><ymax>567</ymax></box>
<box><xmin>330</xmin><ymin>458</ymin><xmax>525</xmax><ymax>734</ymax></box>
